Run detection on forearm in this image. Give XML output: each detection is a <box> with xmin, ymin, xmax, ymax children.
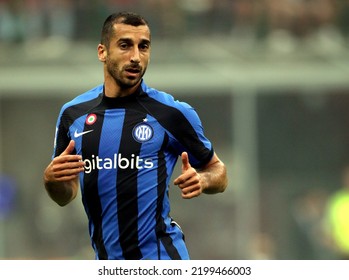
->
<box><xmin>44</xmin><ymin>178</ymin><xmax>79</xmax><ymax>206</ymax></box>
<box><xmin>43</xmin><ymin>142</ymin><xmax>83</xmax><ymax>206</ymax></box>
<box><xmin>199</xmin><ymin>160</ymin><xmax>228</xmax><ymax>194</ymax></box>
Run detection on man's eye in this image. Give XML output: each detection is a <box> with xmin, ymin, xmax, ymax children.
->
<box><xmin>140</xmin><ymin>44</ymin><xmax>149</xmax><ymax>51</ymax></box>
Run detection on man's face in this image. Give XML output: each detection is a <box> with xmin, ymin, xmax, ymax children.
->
<box><xmin>101</xmin><ymin>23</ymin><xmax>151</xmax><ymax>89</ymax></box>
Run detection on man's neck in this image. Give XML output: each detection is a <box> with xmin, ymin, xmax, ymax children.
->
<box><xmin>104</xmin><ymin>78</ymin><xmax>141</xmax><ymax>98</ymax></box>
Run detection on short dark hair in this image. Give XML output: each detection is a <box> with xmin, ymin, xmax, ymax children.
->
<box><xmin>100</xmin><ymin>12</ymin><xmax>150</xmax><ymax>47</ymax></box>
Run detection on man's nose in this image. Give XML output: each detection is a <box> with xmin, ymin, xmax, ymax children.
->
<box><xmin>130</xmin><ymin>47</ymin><xmax>141</xmax><ymax>63</ymax></box>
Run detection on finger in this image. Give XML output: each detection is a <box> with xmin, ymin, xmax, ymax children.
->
<box><xmin>52</xmin><ymin>160</ymin><xmax>85</xmax><ymax>172</ymax></box>
<box><xmin>60</xmin><ymin>140</ymin><xmax>76</xmax><ymax>156</ymax></box>
<box><xmin>53</xmin><ymin>154</ymin><xmax>82</xmax><ymax>164</ymax></box>
<box><xmin>181</xmin><ymin>187</ymin><xmax>201</xmax><ymax>199</ymax></box>
<box><xmin>54</xmin><ymin>173</ymin><xmax>81</xmax><ymax>182</ymax></box>
<box><xmin>181</xmin><ymin>184</ymin><xmax>200</xmax><ymax>194</ymax></box>
<box><xmin>176</xmin><ymin>174</ymin><xmax>199</xmax><ymax>189</ymax></box>
<box><xmin>54</xmin><ymin>167</ymin><xmax>84</xmax><ymax>179</ymax></box>
<box><xmin>173</xmin><ymin>175</ymin><xmax>181</xmax><ymax>186</ymax></box>
<box><xmin>181</xmin><ymin>152</ymin><xmax>191</xmax><ymax>172</ymax></box>
<box><xmin>173</xmin><ymin>165</ymin><xmax>196</xmax><ymax>186</ymax></box>
<box><xmin>45</xmin><ymin>160</ymin><xmax>83</xmax><ymax>183</ymax></box>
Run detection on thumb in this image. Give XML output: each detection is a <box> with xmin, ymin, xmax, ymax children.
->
<box><xmin>181</xmin><ymin>152</ymin><xmax>191</xmax><ymax>172</ymax></box>
<box><xmin>60</xmin><ymin>140</ymin><xmax>76</xmax><ymax>156</ymax></box>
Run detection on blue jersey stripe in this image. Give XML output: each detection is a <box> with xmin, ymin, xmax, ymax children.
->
<box><xmin>97</xmin><ymin>109</ymin><xmax>124</xmax><ymax>258</ymax></box>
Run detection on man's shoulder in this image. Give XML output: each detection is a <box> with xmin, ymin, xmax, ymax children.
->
<box><xmin>141</xmin><ymin>82</ymin><xmax>193</xmax><ymax>111</ymax></box>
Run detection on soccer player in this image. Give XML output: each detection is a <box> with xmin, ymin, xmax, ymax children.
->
<box><xmin>43</xmin><ymin>11</ymin><xmax>228</xmax><ymax>260</ymax></box>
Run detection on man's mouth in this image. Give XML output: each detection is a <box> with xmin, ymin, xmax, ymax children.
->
<box><xmin>125</xmin><ymin>66</ymin><xmax>141</xmax><ymax>74</ymax></box>
<box><xmin>124</xmin><ymin>68</ymin><xmax>141</xmax><ymax>79</ymax></box>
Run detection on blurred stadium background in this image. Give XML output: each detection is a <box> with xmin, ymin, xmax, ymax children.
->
<box><xmin>1</xmin><ymin>0</ymin><xmax>349</xmax><ymax>260</ymax></box>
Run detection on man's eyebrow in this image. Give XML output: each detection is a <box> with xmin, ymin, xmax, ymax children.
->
<box><xmin>117</xmin><ymin>38</ymin><xmax>151</xmax><ymax>45</ymax></box>
<box><xmin>140</xmin><ymin>39</ymin><xmax>151</xmax><ymax>45</ymax></box>
<box><xmin>117</xmin><ymin>38</ymin><xmax>132</xmax><ymax>44</ymax></box>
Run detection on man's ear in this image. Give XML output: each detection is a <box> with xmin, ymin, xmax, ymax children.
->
<box><xmin>97</xmin><ymin>44</ymin><xmax>107</xmax><ymax>62</ymax></box>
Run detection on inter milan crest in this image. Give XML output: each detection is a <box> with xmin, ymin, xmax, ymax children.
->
<box><xmin>132</xmin><ymin>122</ymin><xmax>154</xmax><ymax>143</ymax></box>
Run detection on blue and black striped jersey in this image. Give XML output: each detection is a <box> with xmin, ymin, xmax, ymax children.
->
<box><xmin>53</xmin><ymin>81</ymin><xmax>214</xmax><ymax>260</ymax></box>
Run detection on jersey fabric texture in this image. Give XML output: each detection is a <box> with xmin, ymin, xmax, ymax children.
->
<box><xmin>52</xmin><ymin>80</ymin><xmax>214</xmax><ymax>260</ymax></box>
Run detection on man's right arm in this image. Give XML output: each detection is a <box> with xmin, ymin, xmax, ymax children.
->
<box><xmin>43</xmin><ymin>140</ymin><xmax>85</xmax><ymax>206</ymax></box>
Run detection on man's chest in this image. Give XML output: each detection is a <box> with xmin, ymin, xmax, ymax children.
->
<box><xmin>70</xmin><ymin>109</ymin><xmax>168</xmax><ymax>158</ymax></box>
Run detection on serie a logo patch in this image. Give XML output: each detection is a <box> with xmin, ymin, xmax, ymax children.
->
<box><xmin>86</xmin><ymin>114</ymin><xmax>97</xmax><ymax>125</ymax></box>
<box><xmin>132</xmin><ymin>122</ymin><xmax>154</xmax><ymax>143</ymax></box>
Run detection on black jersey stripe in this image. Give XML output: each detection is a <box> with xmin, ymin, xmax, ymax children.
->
<box><xmin>81</xmin><ymin>111</ymin><xmax>108</xmax><ymax>259</ymax></box>
<box><xmin>155</xmin><ymin>136</ymin><xmax>182</xmax><ymax>260</ymax></box>
<box><xmin>116</xmin><ymin>110</ymin><xmax>145</xmax><ymax>260</ymax></box>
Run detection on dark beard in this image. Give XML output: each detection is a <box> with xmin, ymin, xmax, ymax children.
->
<box><xmin>106</xmin><ymin>59</ymin><xmax>145</xmax><ymax>89</ymax></box>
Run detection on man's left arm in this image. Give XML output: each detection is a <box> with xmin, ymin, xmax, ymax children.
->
<box><xmin>173</xmin><ymin>152</ymin><xmax>228</xmax><ymax>199</ymax></box>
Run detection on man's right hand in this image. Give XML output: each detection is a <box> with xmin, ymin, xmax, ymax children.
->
<box><xmin>44</xmin><ymin>140</ymin><xmax>85</xmax><ymax>184</ymax></box>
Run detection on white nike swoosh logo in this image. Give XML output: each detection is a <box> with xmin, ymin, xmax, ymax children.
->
<box><xmin>74</xmin><ymin>129</ymin><xmax>94</xmax><ymax>138</ymax></box>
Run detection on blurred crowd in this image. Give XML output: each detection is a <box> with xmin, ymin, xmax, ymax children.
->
<box><xmin>0</xmin><ymin>0</ymin><xmax>349</xmax><ymax>45</ymax></box>
<box><xmin>291</xmin><ymin>165</ymin><xmax>349</xmax><ymax>260</ymax></box>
